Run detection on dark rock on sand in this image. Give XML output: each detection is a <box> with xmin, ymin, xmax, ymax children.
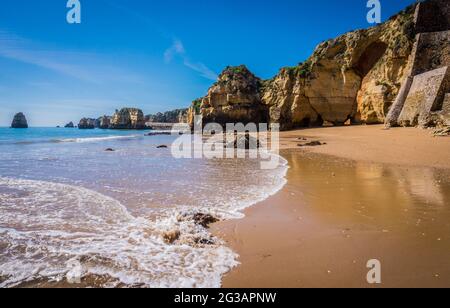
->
<box><xmin>157</xmin><ymin>145</ymin><xmax>168</xmax><ymax>149</ymax></box>
<box><xmin>105</xmin><ymin>148</ymin><xmax>115</xmax><ymax>152</ymax></box>
<box><xmin>433</xmin><ymin>127</ymin><xmax>450</xmax><ymax>137</ymax></box>
<box><xmin>298</xmin><ymin>141</ymin><xmax>326</xmax><ymax>147</ymax></box>
<box><xmin>193</xmin><ymin>213</ymin><xmax>219</xmax><ymax>228</ymax></box>
<box><xmin>227</xmin><ymin>134</ymin><xmax>260</xmax><ymax>150</ymax></box>
<box><xmin>146</xmin><ymin>132</ymin><xmax>172</xmax><ymax>136</ymax></box>
<box><xmin>163</xmin><ymin>230</ymin><xmax>181</xmax><ymax>244</ymax></box>
<box><xmin>11</xmin><ymin>113</ymin><xmax>28</xmax><ymax>128</ymax></box>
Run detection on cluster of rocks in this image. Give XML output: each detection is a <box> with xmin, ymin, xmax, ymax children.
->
<box><xmin>75</xmin><ymin>108</ymin><xmax>192</xmax><ymax>130</ymax></box>
<box><xmin>162</xmin><ymin>212</ymin><xmax>219</xmax><ymax>246</ymax></box>
<box><xmin>76</xmin><ymin>108</ymin><xmax>145</xmax><ymax>130</ymax></box>
<box><xmin>185</xmin><ymin>0</ymin><xmax>449</xmax><ymax>133</ymax></box>
<box><xmin>78</xmin><ymin>118</ymin><xmax>96</xmax><ymax>129</ymax></box>
<box><xmin>145</xmin><ymin>108</ymin><xmax>188</xmax><ymax>124</ymax></box>
<box><xmin>11</xmin><ymin>113</ymin><xmax>28</xmax><ymax>128</ymax></box>
<box><xmin>227</xmin><ymin>133</ymin><xmax>261</xmax><ymax>150</ymax></box>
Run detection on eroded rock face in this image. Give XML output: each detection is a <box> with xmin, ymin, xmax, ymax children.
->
<box><xmin>78</xmin><ymin>118</ymin><xmax>96</xmax><ymax>129</ymax></box>
<box><xmin>145</xmin><ymin>109</ymin><xmax>188</xmax><ymax>124</ymax></box>
<box><xmin>264</xmin><ymin>6</ymin><xmax>415</xmax><ymax>127</ymax></box>
<box><xmin>189</xmin><ymin>0</ymin><xmax>447</xmax><ymax>131</ymax></box>
<box><xmin>110</xmin><ymin>108</ymin><xmax>146</xmax><ymax>130</ymax></box>
<box><xmin>195</xmin><ymin>65</ymin><xmax>269</xmax><ymax>127</ymax></box>
<box><xmin>11</xmin><ymin>113</ymin><xmax>28</xmax><ymax>128</ymax></box>
<box><xmin>192</xmin><ymin>4</ymin><xmax>418</xmax><ymax>129</ymax></box>
<box><xmin>262</xmin><ymin>69</ymin><xmax>320</xmax><ymax>130</ymax></box>
<box><xmin>97</xmin><ymin>116</ymin><xmax>111</xmax><ymax>129</ymax></box>
<box><xmin>64</xmin><ymin>122</ymin><xmax>74</xmax><ymax>128</ymax></box>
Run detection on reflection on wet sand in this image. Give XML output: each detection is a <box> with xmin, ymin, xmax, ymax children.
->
<box><xmin>292</xmin><ymin>152</ymin><xmax>450</xmax><ymax>231</ymax></box>
<box><xmin>217</xmin><ymin>150</ymin><xmax>450</xmax><ymax>288</ymax></box>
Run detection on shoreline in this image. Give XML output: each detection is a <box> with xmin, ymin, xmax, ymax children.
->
<box><xmin>212</xmin><ymin>125</ymin><xmax>450</xmax><ymax>288</ymax></box>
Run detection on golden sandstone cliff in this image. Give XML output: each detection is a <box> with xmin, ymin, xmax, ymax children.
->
<box><xmin>188</xmin><ymin>0</ymin><xmax>449</xmax><ymax>131</ymax></box>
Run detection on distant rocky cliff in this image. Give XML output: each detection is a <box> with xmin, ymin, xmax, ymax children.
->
<box><xmin>110</xmin><ymin>108</ymin><xmax>146</xmax><ymax>130</ymax></box>
<box><xmin>188</xmin><ymin>0</ymin><xmax>449</xmax><ymax>131</ymax></box>
<box><xmin>76</xmin><ymin>108</ymin><xmax>147</xmax><ymax>130</ymax></box>
<box><xmin>145</xmin><ymin>109</ymin><xmax>188</xmax><ymax>124</ymax></box>
<box><xmin>78</xmin><ymin>118</ymin><xmax>96</xmax><ymax>129</ymax></box>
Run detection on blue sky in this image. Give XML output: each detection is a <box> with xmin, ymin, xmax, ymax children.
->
<box><xmin>0</xmin><ymin>0</ymin><xmax>416</xmax><ymax>126</ymax></box>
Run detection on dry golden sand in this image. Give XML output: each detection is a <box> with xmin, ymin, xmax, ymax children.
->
<box><xmin>278</xmin><ymin>125</ymin><xmax>450</xmax><ymax>169</ymax></box>
<box><xmin>212</xmin><ymin>125</ymin><xmax>450</xmax><ymax>288</ymax></box>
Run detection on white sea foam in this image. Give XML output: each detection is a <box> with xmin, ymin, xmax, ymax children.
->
<box><xmin>58</xmin><ymin>135</ymin><xmax>141</xmax><ymax>143</ymax></box>
<box><xmin>0</xmin><ymin>177</ymin><xmax>240</xmax><ymax>288</ymax></box>
<box><xmin>0</xmin><ymin>151</ymin><xmax>288</xmax><ymax>288</ymax></box>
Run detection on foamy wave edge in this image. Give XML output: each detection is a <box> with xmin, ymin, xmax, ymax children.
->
<box><xmin>0</xmin><ymin>153</ymin><xmax>289</xmax><ymax>288</ymax></box>
<box><xmin>0</xmin><ymin>177</ymin><xmax>239</xmax><ymax>288</ymax></box>
<box><xmin>58</xmin><ymin>135</ymin><xmax>141</xmax><ymax>143</ymax></box>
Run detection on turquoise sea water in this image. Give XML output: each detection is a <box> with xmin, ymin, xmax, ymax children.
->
<box><xmin>0</xmin><ymin>127</ymin><xmax>143</xmax><ymax>145</ymax></box>
<box><xmin>0</xmin><ymin>127</ymin><xmax>288</xmax><ymax>287</ymax></box>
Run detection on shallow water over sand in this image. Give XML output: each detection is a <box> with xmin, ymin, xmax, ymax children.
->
<box><xmin>0</xmin><ymin>128</ymin><xmax>287</xmax><ymax>287</ymax></box>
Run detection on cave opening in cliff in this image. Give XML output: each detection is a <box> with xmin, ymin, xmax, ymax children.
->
<box><xmin>354</xmin><ymin>41</ymin><xmax>388</xmax><ymax>78</ymax></box>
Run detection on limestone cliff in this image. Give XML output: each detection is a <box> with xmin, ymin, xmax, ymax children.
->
<box><xmin>78</xmin><ymin>118</ymin><xmax>96</xmax><ymax>129</ymax></box>
<box><xmin>193</xmin><ymin>65</ymin><xmax>269</xmax><ymax>127</ymax></box>
<box><xmin>110</xmin><ymin>108</ymin><xmax>146</xmax><ymax>130</ymax></box>
<box><xmin>97</xmin><ymin>116</ymin><xmax>111</xmax><ymax>129</ymax></box>
<box><xmin>190</xmin><ymin>0</ymin><xmax>449</xmax><ymax>131</ymax></box>
<box><xmin>145</xmin><ymin>109</ymin><xmax>188</xmax><ymax>123</ymax></box>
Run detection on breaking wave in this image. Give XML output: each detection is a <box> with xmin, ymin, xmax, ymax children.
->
<box><xmin>0</xmin><ymin>177</ymin><xmax>239</xmax><ymax>288</ymax></box>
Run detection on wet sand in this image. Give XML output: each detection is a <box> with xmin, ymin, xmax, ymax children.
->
<box><xmin>212</xmin><ymin>125</ymin><xmax>450</xmax><ymax>288</ymax></box>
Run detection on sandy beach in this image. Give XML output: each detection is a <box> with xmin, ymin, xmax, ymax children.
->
<box><xmin>212</xmin><ymin>125</ymin><xmax>450</xmax><ymax>288</ymax></box>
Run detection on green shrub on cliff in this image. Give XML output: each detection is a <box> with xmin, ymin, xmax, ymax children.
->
<box><xmin>283</xmin><ymin>60</ymin><xmax>313</xmax><ymax>78</ymax></box>
<box><xmin>192</xmin><ymin>99</ymin><xmax>202</xmax><ymax>114</ymax></box>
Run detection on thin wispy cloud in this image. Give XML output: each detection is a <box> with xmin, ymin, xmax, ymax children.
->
<box><xmin>0</xmin><ymin>30</ymin><xmax>143</xmax><ymax>84</ymax></box>
<box><xmin>164</xmin><ymin>39</ymin><xmax>218</xmax><ymax>81</ymax></box>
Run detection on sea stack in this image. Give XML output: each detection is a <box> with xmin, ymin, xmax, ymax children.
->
<box><xmin>11</xmin><ymin>113</ymin><xmax>28</xmax><ymax>128</ymax></box>
<box><xmin>98</xmin><ymin>115</ymin><xmax>111</xmax><ymax>129</ymax></box>
<box><xmin>110</xmin><ymin>108</ymin><xmax>146</xmax><ymax>129</ymax></box>
<box><xmin>65</xmin><ymin>122</ymin><xmax>75</xmax><ymax>128</ymax></box>
<box><xmin>78</xmin><ymin>118</ymin><xmax>96</xmax><ymax>129</ymax></box>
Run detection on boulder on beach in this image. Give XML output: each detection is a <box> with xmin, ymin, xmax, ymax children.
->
<box><xmin>298</xmin><ymin>141</ymin><xmax>326</xmax><ymax>147</ymax></box>
<box><xmin>11</xmin><ymin>113</ymin><xmax>28</xmax><ymax>128</ymax></box>
<box><xmin>193</xmin><ymin>213</ymin><xmax>219</xmax><ymax>228</ymax></box>
<box><xmin>227</xmin><ymin>134</ymin><xmax>260</xmax><ymax>150</ymax></box>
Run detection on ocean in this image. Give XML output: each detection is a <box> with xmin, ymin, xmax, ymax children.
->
<box><xmin>0</xmin><ymin>127</ymin><xmax>288</xmax><ymax>287</ymax></box>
